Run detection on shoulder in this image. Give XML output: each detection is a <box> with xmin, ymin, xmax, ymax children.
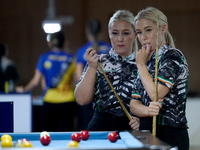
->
<box><xmin>39</xmin><ymin>51</ymin><xmax>53</xmax><ymax>57</ymax></box>
<box><xmin>164</xmin><ymin>48</ymin><xmax>187</xmax><ymax>64</ymax></box>
<box><xmin>160</xmin><ymin>46</ymin><xmax>188</xmax><ymax>72</ymax></box>
<box><xmin>61</xmin><ymin>51</ymin><xmax>74</xmax><ymax>57</ymax></box>
<box><xmin>1</xmin><ymin>56</ymin><xmax>14</xmax><ymax>65</ymax></box>
<box><xmin>160</xmin><ymin>44</ymin><xmax>186</xmax><ymax>61</ymax></box>
<box><xmin>59</xmin><ymin>52</ymin><xmax>74</xmax><ymax>63</ymax></box>
<box><xmin>1</xmin><ymin>57</ymin><xmax>16</xmax><ymax>73</ymax></box>
<box><xmin>76</xmin><ymin>42</ymin><xmax>91</xmax><ymax>56</ymax></box>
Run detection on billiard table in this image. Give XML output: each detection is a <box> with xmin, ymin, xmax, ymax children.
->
<box><xmin>0</xmin><ymin>130</ymin><xmax>171</xmax><ymax>150</ymax></box>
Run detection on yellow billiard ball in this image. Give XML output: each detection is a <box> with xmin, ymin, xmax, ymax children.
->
<box><xmin>21</xmin><ymin>141</ymin><xmax>33</xmax><ymax>147</ymax></box>
<box><xmin>1</xmin><ymin>139</ymin><xmax>13</xmax><ymax>147</ymax></box>
<box><xmin>68</xmin><ymin>141</ymin><xmax>79</xmax><ymax>148</ymax></box>
<box><xmin>1</xmin><ymin>134</ymin><xmax>12</xmax><ymax>141</ymax></box>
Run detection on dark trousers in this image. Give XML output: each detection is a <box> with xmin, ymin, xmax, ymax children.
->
<box><xmin>77</xmin><ymin>102</ymin><xmax>94</xmax><ymax>130</ymax></box>
<box><xmin>87</xmin><ymin>111</ymin><xmax>131</xmax><ymax>131</ymax></box>
<box><xmin>42</xmin><ymin>102</ymin><xmax>77</xmax><ymax>132</ymax></box>
<box><xmin>140</xmin><ymin>118</ymin><xmax>189</xmax><ymax>150</ymax></box>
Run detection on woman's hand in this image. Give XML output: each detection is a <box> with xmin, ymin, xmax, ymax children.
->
<box><xmin>129</xmin><ymin>116</ymin><xmax>140</xmax><ymax>131</ymax></box>
<box><xmin>136</xmin><ymin>44</ymin><xmax>151</xmax><ymax>66</ymax></box>
<box><xmin>86</xmin><ymin>48</ymin><xmax>99</xmax><ymax>69</ymax></box>
<box><xmin>148</xmin><ymin>99</ymin><xmax>163</xmax><ymax>117</ymax></box>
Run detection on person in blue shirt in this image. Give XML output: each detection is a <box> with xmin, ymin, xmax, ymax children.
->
<box><xmin>76</xmin><ymin>19</ymin><xmax>112</xmax><ymax>130</ymax></box>
<box><xmin>76</xmin><ymin>19</ymin><xmax>112</xmax><ymax>79</ymax></box>
<box><xmin>16</xmin><ymin>31</ymin><xmax>77</xmax><ymax>132</ymax></box>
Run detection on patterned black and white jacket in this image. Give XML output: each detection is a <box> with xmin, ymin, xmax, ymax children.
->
<box><xmin>77</xmin><ymin>48</ymin><xmax>138</xmax><ymax>117</ymax></box>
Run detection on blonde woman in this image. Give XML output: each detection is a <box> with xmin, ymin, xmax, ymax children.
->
<box><xmin>130</xmin><ymin>7</ymin><xmax>189</xmax><ymax>150</ymax></box>
<box><xmin>75</xmin><ymin>10</ymin><xmax>139</xmax><ymax>131</ymax></box>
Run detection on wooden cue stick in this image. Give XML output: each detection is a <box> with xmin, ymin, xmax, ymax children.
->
<box><xmin>152</xmin><ymin>15</ymin><xmax>160</xmax><ymax>136</ymax></box>
<box><xmin>97</xmin><ymin>62</ymin><xmax>132</xmax><ymax>121</ymax></box>
<box><xmin>92</xmin><ymin>36</ymin><xmax>131</xmax><ymax>121</ymax></box>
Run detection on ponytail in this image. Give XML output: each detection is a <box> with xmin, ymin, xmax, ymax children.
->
<box><xmin>165</xmin><ymin>30</ymin><xmax>175</xmax><ymax>48</ymax></box>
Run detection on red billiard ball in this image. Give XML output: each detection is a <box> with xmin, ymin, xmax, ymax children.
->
<box><xmin>71</xmin><ymin>133</ymin><xmax>81</xmax><ymax>143</ymax></box>
<box><xmin>107</xmin><ymin>132</ymin><xmax>119</xmax><ymax>143</ymax></box>
<box><xmin>40</xmin><ymin>134</ymin><xmax>51</xmax><ymax>146</ymax></box>
<box><xmin>80</xmin><ymin>130</ymin><xmax>90</xmax><ymax>141</ymax></box>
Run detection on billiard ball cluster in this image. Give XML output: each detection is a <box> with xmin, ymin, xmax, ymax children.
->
<box><xmin>13</xmin><ymin>138</ymin><xmax>33</xmax><ymax>147</ymax></box>
<box><xmin>17</xmin><ymin>138</ymin><xmax>33</xmax><ymax>147</ymax></box>
<box><xmin>68</xmin><ymin>130</ymin><xmax>119</xmax><ymax>147</ymax></box>
<box><xmin>1</xmin><ymin>131</ymin><xmax>119</xmax><ymax>148</ymax></box>
<box><xmin>68</xmin><ymin>130</ymin><xmax>90</xmax><ymax>148</ymax></box>
<box><xmin>70</xmin><ymin>130</ymin><xmax>90</xmax><ymax>142</ymax></box>
<box><xmin>1</xmin><ymin>134</ymin><xmax>33</xmax><ymax>148</ymax></box>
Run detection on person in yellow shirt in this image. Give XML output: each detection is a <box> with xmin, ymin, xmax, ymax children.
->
<box><xmin>16</xmin><ymin>31</ymin><xmax>77</xmax><ymax>131</ymax></box>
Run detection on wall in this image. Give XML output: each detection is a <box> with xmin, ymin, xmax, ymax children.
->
<box><xmin>0</xmin><ymin>0</ymin><xmax>200</xmax><ymax>95</ymax></box>
<box><xmin>186</xmin><ymin>97</ymin><xmax>200</xmax><ymax>148</ymax></box>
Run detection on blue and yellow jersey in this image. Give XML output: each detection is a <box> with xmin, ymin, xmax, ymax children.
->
<box><xmin>36</xmin><ymin>50</ymin><xmax>76</xmax><ymax>103</ymax></box>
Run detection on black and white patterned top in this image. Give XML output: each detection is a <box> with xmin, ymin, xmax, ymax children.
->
<box><xmin>132</xmin><ymin>43</ymin><xmax>189</xmax><ymax>128</ymax></box>
<box><xmin>77</xmin><ymin>48</ymin><xmax>138</xmax><ymax>117</ymax></box>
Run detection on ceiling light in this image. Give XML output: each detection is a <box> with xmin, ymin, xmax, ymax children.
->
<box><xmin>42</xmin><ymin>20</ymin><xmax>61</xmax><ymax>34</ymax></box>
<box><xmin>42</xmin><ymin>0</ymin><xmax>61</xmax><ymax>34</ymax></box>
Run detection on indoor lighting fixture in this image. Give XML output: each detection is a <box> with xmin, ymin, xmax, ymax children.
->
<box><xmin>42</xmin><ymin>0</ymin><xmax>74</xmax><ymax>34</ymax></box>
<box><xmin>42</xmin><ymin>0</ymin><xmax>61</xmax><ymax>34</ymax></box>
<box><xmin>42</xmin><ymin>20</ymin><xmax>61</xmax><ymax>34</ymax></box>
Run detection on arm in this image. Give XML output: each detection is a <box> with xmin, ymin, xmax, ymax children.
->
<box><xmin>137</xmin><ymin>63</ymin><xmax>169</xmax><ymax>100</ymax></box>
<box><xmin>24</xmin><ymin>70</ymin><xmax>42</xmax><ymax>92</ymax></box>
<box><xmin>75</xmin><ymin>63</ymin><xmax>84</xmax><ymax>83</ymax></box>
<box><xmin>75</xmin><ymin>47</ymin><xmax>85</xmax><ymax>83</ymax></box>
<box><xmin>136</xmin><ymin>45</ymin><xmax>169</xmax><ymax>101</ymax></box>
<box><xmin>40</xmin><ymin>74</ymin><xmax>46</xmax><ymax>90</ymax></box>
<box><xmin>74</xmin><ymin>48</ymin><xmax>98</xmax><ymax>105</ymax></box>
<box><xmin>16</xmin><ymin>70</ymin><xmax>42</xmax><ymax>93</ymax></box>
<box><xmin>130</xmin><ymin>99</ymin><xmax>162</xmax><ymax>117</ymax></box>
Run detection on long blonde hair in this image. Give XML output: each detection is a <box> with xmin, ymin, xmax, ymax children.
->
<box><xmin>134</xmin><ymin>7</ymin><xmax>175</xmax><ymax>48</ymax></box>
<box><xmin>108</xmin><ymin>10</ymin><xmax>138</xmax><ymax>52</ymax></box>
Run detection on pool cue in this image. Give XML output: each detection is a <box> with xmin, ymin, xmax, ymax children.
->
<box><xmin>97</xmin><ymin>62</ymin><xmax>132</xmax><ymax>121</ymax></box>
<box><xmin>92</xmin><ymin>30</ymin><xmax>132</xmax><ymax>121</ymax></box>
<box><xmin>152</xmin><ymin>15</ymin><xmax>160</xmax><ymax>136</ymax></box>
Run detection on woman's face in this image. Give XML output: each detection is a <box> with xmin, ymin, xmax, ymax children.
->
<box><xmin>109</xmin><ymin>20</ymin><xmax>136</xmax><ymax>58</ymax></box>
<box><xmin>135</xmin><ymin>18</ymin><xmax>166</xmax><ymax>54</ymax></box>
